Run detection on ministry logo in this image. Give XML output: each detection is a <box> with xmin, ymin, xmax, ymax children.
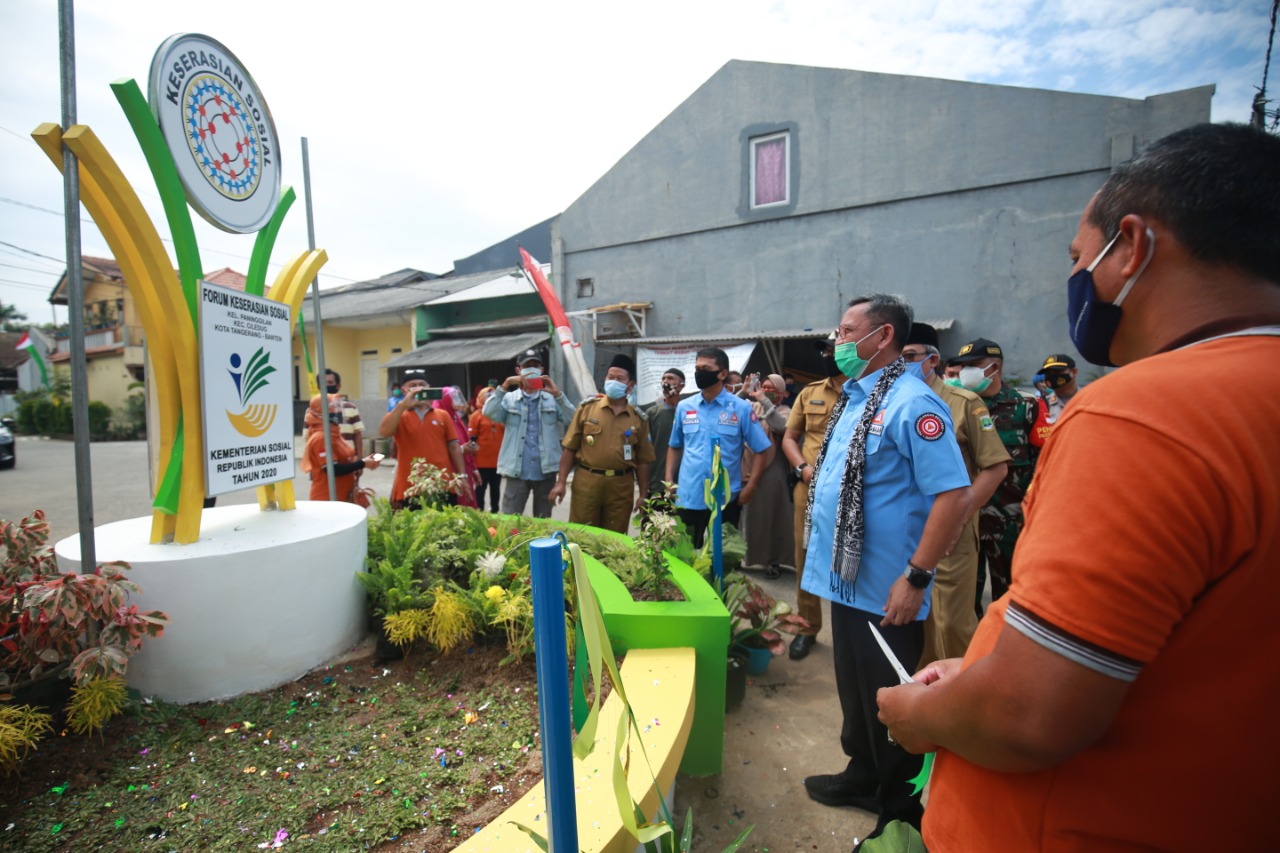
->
<box><xmin>149</xmin><ymin>33</ymin><xmax>281</xmax><ymax>234</ymax></box>
<box><xmin>224</xmin><ymin>348</ymin><xmax>278</xmax><ymax>437</ymax></box>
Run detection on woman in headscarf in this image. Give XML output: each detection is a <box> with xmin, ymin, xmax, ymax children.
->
<box><xmin>434</xmin><ymin>386</ymin><xmax>480</xmax><ymax>508</ymax></box>
<box><xmin>742</xmin><ymin>373</ymin><xmax>795</xmax><ymax>578</ymax></box>
<box><xmin>302</xmin><ymin>394</ymin><xmax>381</xmax><ymax>502</ymax></box>
<box><xmin>468</xmin><ymin>385</ymin><xmax>505</xmax><ymax>512</ymax></box>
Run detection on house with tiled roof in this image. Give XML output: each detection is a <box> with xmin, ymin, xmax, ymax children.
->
<box><xmin>47</xmin><ymin>256</ymin><xmax>248</xmax><ymax>411</ymax></box>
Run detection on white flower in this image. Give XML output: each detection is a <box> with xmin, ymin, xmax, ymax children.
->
<box><xmin>476</xmin><ymin>550</ymin><xmax>507</xmax><ymax>579</ymax></box>
<box><xmin>648</xmin><ymin>513</ymin><xmax>677</xmax><ymax>536</ymax></box>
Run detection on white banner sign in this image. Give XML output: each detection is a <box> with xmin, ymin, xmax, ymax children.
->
<box><xmin>635</xmin><ymin>342</ymin><xmax>757</xmax><ymax>406</ymax></box>
<box><xmin>199</xmin><ymin>282</ymin><xmax>295</xmax><ymax>497</ymax></box>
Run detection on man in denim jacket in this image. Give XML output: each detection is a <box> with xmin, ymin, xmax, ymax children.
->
<box><xmin>482</xmin><ymin>349</ymin><xmax>575</xmax><ymax>518</ymax></box>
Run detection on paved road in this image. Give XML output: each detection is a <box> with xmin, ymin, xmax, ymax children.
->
<box><xmin>0</xmin><ymin>435</ymin><xmax>572</xmax><ymax>544</ymax></box>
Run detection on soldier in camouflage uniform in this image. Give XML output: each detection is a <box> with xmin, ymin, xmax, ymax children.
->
<box><xmin>947</xmin><ymin>338</ymin><xmax>1039</xmax><ymax>613</ymax></box>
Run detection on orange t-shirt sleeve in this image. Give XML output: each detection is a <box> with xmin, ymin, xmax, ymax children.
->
<box><xmin>1009</xmin><ymin>408</ymin><xmax>1232</xmax><ymax>669</ymax></box>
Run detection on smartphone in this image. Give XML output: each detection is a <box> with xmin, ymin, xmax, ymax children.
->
<box><xmin>370</xmin><ymin>453</ymin><xmax>385</xmax><ymax>463</ymax></box>
<box><xmin>415</xmin><ymin>388</ymin><xmax>444</xmax><ymax>401</ymax></box>
<box><xmin>748</xmin><ymin>373</ymin><xmax>761</xmax><ymax>392</ymax></box>
<box><xmin>525</xmin><ymin>377</ymin><xmax>544</xmax><ymax>392</ymax></box>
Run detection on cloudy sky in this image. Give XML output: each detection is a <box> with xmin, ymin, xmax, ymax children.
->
<box><xmin>0</xmin><ymin>0</ymin><xmax>1269</xmax><ymax>323</ymax></box>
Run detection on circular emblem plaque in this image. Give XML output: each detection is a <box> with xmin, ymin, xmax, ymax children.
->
<box><xmin>149</xmin><ymin>34</ymin><xmax>281</xmax><ymax>234</ymax></box>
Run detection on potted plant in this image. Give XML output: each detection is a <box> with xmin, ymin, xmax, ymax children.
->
<box><xmin>724</xmin><ymin>572</ymin><xmax>810</xmax><ymax>675</ymax></box>
<box><xmin>0</xmin><ymin>510</ymin><xmax>169</xmax><ymax>768</ymax></box>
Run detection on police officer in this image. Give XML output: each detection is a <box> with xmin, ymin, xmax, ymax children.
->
<box><xmin>549</xmin><ymin>354</ymin><xmax>654</xmax><ymax>533</ymax></box>
<box><xmin>946</xmin><ymin>337</ymin><xmax>1039</xmax><ymax>612</ymax></box>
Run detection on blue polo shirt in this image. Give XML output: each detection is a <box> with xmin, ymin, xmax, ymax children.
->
<box><xmin>801</xmin><ymin>368</ymin><xmax>969</xmax><ymax>616</ymax></box>
<box><xmin>669</xmin><ymin>389</ymin><xmax>772</xmax><ymax>510</ymax></box>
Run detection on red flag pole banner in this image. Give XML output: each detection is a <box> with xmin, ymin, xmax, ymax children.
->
<box><xmin>518</xmin><ymin>247</ymin><xmax>597</xmax><ymax>399</ymax></box>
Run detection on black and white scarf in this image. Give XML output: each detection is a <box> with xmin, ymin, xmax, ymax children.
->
<box><xmin>803</xmin><ymin>357</ymin><xmax>907</xmax><ymax>603</ymax></box>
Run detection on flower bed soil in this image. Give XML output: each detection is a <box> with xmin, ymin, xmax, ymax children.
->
<box><xmin>0</xmin><ymin>643</ymin><xmax>540</xmax><ymax>852</ymax></box>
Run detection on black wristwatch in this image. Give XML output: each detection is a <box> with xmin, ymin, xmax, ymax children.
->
<box><xmin>792</xmin><ymin>462</ymin><xmax>810</xmax><ymax>479</ymax></box>
<box><xmin>903</xmin><ymin>562</ymin><xmax>935</xmax><ymax>589</ymax></box>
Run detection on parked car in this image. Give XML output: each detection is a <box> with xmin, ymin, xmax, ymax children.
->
<box><xmin>0</xmin><ymin>417</ymin><xmax>15</xmax><ymax>469</ymax></box>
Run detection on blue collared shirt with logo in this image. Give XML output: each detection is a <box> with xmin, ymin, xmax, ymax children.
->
<box><xmin>801</xmin><ymin>368</ymin><xmax>969</xmax><ymax>617</ymax></box>
<box><xmin>668</xmin><ymin>389</ymin><xmax>772</xmax><ymax>510</ymax></box>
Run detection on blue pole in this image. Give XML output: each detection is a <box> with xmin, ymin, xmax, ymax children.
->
<box><xmin>529</xmin><ymin>537</ymin><xmax>577</xmax><ymax>853</ymax></box>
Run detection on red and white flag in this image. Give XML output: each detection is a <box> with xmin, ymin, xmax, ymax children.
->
<box><xmin>518</xmin><ymin>247</ymin><xmax>597</xmax><ymax>399</ymax></box>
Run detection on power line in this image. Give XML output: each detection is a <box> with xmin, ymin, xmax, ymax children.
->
<box><xmin>0</xmin><ymin>240</ymin><xmax>64</xmax><ymax>264</ymax></box>
<box><xmin>0</xmin><ymin>261</ymin><xmax>63</xmax><ymax>275</ymax></box>
<box><xmin>0</xmin><ymin>278</ymin><xmax>54</xmax><ymax>291</ymax></box>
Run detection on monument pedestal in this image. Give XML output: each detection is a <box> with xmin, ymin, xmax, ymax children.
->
<box><xmin>55</xmin><ymin>502</ymin><xmax>367</xmax><ymax>703</ymax></box>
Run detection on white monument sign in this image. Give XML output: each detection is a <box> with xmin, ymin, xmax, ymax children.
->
<box><xmin>149</xmin><ymin>33</ymin><xmax>281</xmax><ymax>233</ymax></box>
<box><xmin>199</xmin><ymin>281</ymin><xmax>294</xmax><ymax>497</ymax></box>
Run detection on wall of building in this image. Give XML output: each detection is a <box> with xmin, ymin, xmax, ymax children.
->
<box><xmin>554</xmin><ymin>61</ymin><xmax>1213</xmax><ymax>379</ymax></box>
<box><xmin>84</xmin><ymin>354</ymin><xmax>137</xmax><ymax>411</ymax></box>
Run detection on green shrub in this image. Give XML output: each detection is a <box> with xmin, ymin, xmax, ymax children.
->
<box><xmin>86</xmin><ymin>401</ymin><xmax>111</xmax><ymax>440</ymax></box>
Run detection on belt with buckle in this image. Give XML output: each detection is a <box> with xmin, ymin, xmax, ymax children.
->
<box><xmin>579</xmin><ymin>464</ymin><xmax>630</xmax><ymax>478</ymax></box>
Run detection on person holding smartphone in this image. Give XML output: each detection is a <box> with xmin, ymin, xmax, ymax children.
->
<box><xmin>481</xmin><ymin>349</ymin><xmax>575</xmax><ymax>518</ymax></box>
<box><xmin>378</xmin><ymin>376</ymin><xmax>473</xmax><ymax>509</ymax></box>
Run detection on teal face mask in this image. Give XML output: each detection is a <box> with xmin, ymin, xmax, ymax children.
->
<box><xmin>833</xmin><ymin>327</ymin><xmax>883</xmax><ymax>380</ymax></box>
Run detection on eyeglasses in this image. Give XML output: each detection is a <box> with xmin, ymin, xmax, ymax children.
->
<box><xmin>901</xmin><ymin>350</ymin><xmax>932</xmax><ymax>363</ymax></box>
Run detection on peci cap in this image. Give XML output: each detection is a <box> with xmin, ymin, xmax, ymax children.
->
<box><xmin>609</xmin><ymin>353</ymin><xmax>636</xmax><ymax>379</ymax></box>
<box><xmin>905</xmin><ymin>322</ymin><xmax>939</xmax><ymax>350</ymax></box>
<box><xmin>516</xmin><ymin>349</ymin><xmax>543</xmax><ymax>366</ymax></box>
<box><xmin>951</xmin><ymin>338</ymin><xmax>1004</xmax><ymax>365</ymax></box>
<box><xmin>1041</xmin><ymin>354</ymin><xmax>1076</xmax><ymax>370</ymax></box>
<box><xmin>815</xmin><ymin>331</ymin><xmax>837</xmax><ymax>353</ymax></box>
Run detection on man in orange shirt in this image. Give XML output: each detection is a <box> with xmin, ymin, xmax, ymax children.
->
<box><xmin>379</xmin><ymin>376</ymin><xmax>472</xmax><ymax>509</ymax></box>
<box><xmin>877</xmin><ymin>123</ymin><xmax>1280</xmax><ymax>851</ymax></box>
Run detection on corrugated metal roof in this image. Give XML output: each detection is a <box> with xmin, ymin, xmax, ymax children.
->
<box><xmin>382</xmin><ymin>331</ymin><xmax>549</xmax><ymax>369</ymax></box>
<box><xmin>604</xmin><ymin>318</ymin><xmax>954</xmax><ymax>346</ymax></box>
<box><xmin>425</xmin><ymin>270</ymin><xmax>537</xmax><ymax>305</ymax></box>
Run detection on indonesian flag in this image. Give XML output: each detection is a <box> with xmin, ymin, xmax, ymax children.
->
<box><xmin>15</xmin><ymin>332</ymin><xmax>50</xmax><ymax>388</ymax></box>
<box><xmin>518</xmin><ymin>247</ymin><xmax>597</xmax><ymax>399</ymax></box>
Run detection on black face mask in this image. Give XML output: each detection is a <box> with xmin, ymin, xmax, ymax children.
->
<box><xmin>1046</xmin><ymin>372</ymin><xmax>1072</xmax><ymax>389</ymax></box>
<box><xmin>326</xmin><ymin>383</ymin><xmax>339</xmax><ymax>394</ymax></box>
<box><xmin>327</xmin><ymin>411</ymin><xmax>342</xmax><ymax>426</ymax></box>
<box><xmin>820</xmin><ymin>354</ymin><xmax>843</xmax><ymax>377</ymax></box>
<box><xmin>694</xmin><ymin>369</ymin><xmax>721</xmax><ymax>390</ymax></box>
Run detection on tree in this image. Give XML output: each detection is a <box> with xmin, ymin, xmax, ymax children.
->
<box><xmin>0</xmin><ymin>300</ymin><xmax>28</xmax><ymax>333</ymax></box>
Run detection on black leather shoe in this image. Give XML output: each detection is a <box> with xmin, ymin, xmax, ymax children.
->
<box><xmin>803</xmin><ymin>771</ymin><xmax>878</xmax><ymax>809</ymax></box>
<box><xmin>789</xmin><ymin>634</ymin><xmax>816</xmax><ymax>660</ymax></box>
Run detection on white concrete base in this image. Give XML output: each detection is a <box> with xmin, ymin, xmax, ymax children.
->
<box><xmin>55</xmin><ymin>502</ymin><xmax>368</xmax><ymax>703</ymax></box>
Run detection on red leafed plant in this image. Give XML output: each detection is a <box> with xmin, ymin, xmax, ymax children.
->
<box><xmin>0</xmin><ymin>510</ymin><xmax>169</xmax><ymax>691</ymax></box>
<box><xmin>725</xmin><ymin>573</ymin><xmax>810</xmax><ymax>656</ymax></box>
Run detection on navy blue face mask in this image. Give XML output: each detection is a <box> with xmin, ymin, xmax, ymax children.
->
<box><xmin>1067</xmin><ymin>228</ymin><xmax>1156</xmax><ymax>367</ymax></box>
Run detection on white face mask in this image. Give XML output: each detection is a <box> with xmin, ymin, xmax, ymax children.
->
<box><xmin>956</xmin><ymin>365</ymin><xmax>994</xmax><ymax>393</ymax></box>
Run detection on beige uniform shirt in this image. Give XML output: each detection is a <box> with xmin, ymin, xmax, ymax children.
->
<box><xmin>561</xmin><ymin>396</ymin><xmax>655</xmax><ymax>472</ymax></box>
<box><xmin>927</xmin><ymin>375</ymin><xmax>1010</xmax><ymax>481</ymax></box>
<box><xmin>784</xmin><ymin>377</ymin><xmax>845</xmax><ymax>467</ymax></box>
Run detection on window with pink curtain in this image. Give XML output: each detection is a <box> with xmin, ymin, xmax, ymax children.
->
<box><xmin>753</xmin><ymin>134</ymin><xmax>788</xmax><ymax>207</ymax></box>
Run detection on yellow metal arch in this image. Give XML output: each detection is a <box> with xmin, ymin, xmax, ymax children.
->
<box><xmin>31</xmin><ymin>123</ymin><xmax>205</xmax><ymax>542</ymax></box>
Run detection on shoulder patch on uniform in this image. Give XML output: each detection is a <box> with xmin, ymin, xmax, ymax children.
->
<box><xmin>749</xmin><ymin>410</ymin><xmax>759</xmax><ymax>423</ymax></box>
<box><xmin>915</xmin><ymin>413</ymin><xmax>946</xmax><ymax>441</ymax></box>
<box><xmin>979</xmin><ymin>414</ymin><xmax>995</xmax><ymax>431</ymax></box>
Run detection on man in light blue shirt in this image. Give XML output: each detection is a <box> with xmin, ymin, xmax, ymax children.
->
<box><xmin>482</xmin><ymin>349</ymin><xmax>575</xmax><ymax>518</ymax></box>
<box><xmin>664</xmin><ymin>347</ymin><xmax>771</xmax><ymax>549</ymax></box>
<box><xmin>799</xmin><ymin>295</ymin><xmax>971</xmax><ymax>844</ymax></box>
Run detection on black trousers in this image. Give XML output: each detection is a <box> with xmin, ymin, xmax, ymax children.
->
<box><xmin>830</xmin><ymin>600</ymin><xmax>926</xmax><ymax>822</ymax></box>
<box><xmin>476</xmin><ymin>468</ymin><xmax>501</xmax><ymax>513</ymax></box>
<box><xmin>677</xmin><ymin>497</ymin><xmax>742</xmax><ymax>550</ymax></box>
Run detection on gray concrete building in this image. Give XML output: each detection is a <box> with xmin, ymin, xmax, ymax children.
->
<box><xmin>551</xmin><ymin>60</ymin><xmax>1213</xmax><ymax>391</ymax></box>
